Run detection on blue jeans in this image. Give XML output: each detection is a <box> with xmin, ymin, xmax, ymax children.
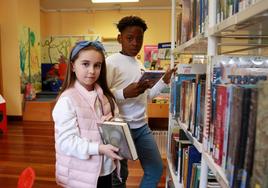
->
<box><xmin>112</xmin><ymin>124</ymin><xmax>163</xmax><ymax>188</ymax></box>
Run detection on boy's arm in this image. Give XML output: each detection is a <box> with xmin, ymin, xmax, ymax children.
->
<box><xmin>148</xmin><ymin>67</ymin><xmax>177</xmax><ymax>99</ymax></box>
<box><xmin>106</xmin><ymin>62</ymin><xmax>151</xmax><ymax>100</ymax></box>
<box><xmin>106</xmin><ymin>63</ymin><xmax>125</xmax><ymax>102</ymax></box>
<box><xmin>148</xmin><ymin>79</ymin><xmax>168</xmax><ymax>99</ymax></box>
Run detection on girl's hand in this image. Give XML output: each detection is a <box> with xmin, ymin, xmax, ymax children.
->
<box><xmin>99</xmin><ymin>144</ymin><xmax>123</xmax><ymax>160</ymax></box>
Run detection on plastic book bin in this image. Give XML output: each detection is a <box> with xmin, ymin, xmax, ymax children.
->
<box><xmin>17</xmin><ymin>167</ymin><xmax>35</xmax><ymax>188</ymax></box>
<box><xmin>0</xmin><ymin>95</ymin><xmax>7</xmax><ymax>134</ymax></box>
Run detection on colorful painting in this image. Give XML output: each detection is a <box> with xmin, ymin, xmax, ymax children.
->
<box><xmin>40</xmin><ymin>35</ymin><xmax>100</xmax><ymax>92</ymax></box>
<box><xmin>144</xmin><ymin>45</ymin><xmax>158</xmax><ymax>70</ymax></box>
<box><xmin>19</xmin><ymin>26</ymin><xmax>41</xmax><ymax>98</ymax></box>
<box><xmin>41</xmin><ymin>35</ymin><xmax>100</xmax><ymax>64</ymax></box>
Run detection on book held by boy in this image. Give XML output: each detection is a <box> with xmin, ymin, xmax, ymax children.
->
<box><xmin>139</xmin><ymin>70</ymin><xmax>165</xmax><ymax>88</ymax></box>
<box><xmin>98</xmin><ymin>121</ymin><xmax>138</xmax><ymax>160</ymax></box>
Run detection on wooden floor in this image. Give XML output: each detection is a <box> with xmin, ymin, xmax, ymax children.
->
<box><xmin>0</xmin><ymin>121</ymin><xmax>166</xmax><ymax>188</ymax></box>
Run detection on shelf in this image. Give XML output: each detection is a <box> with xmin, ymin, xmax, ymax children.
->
<box><xmin>219</xmin><ymin>43</ymin><xmax>268</xmax><ymax>54</ymax></box>
<box><xmin>177</xmin><ymin>120</ymin><xmax>203</xmax><ymax>153</ymax></box>
<box><xmin>167</xmin><ymin>157</ymin><xmax>183</xmax><ymax>188</ymax></box>
<box><xmin>203</xmin><ymin>152</ymin><xmax>229</xmax><ymax>188</ymax></box>
<box><xmin>209</xmin><ymin>0</ymin><xmax>268</xmax><ymax>37</ymax></box>
<box><xmin>174</xmin><ymin>33</ymin><xmax>207</xmax><ymax>54</ymax></box>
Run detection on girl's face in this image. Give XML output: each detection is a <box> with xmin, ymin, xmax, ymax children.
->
<box><xmin>72</xmin><ymin>49</ymin><xmax>103</xmax><ymax>91</ymax></box>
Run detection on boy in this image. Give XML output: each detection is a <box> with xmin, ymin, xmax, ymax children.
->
<box><xmin>106</xmin><ymin>16</ymin><xmax>176</xmax><ymax>188</ymax></box>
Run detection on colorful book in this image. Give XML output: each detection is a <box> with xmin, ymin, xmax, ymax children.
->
<box><xmin>213</xmin><ymin>84</ymin><xmax>228</xmax><ymax>166</ymax></box>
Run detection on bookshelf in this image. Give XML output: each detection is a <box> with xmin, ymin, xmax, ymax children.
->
<box><xmin>166</xmin><ymin>0</ymin><xmax>268</xmax><ymax>188</ymax></box>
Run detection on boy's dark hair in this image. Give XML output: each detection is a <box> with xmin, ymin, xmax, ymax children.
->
<box><xmin>117</xmin><ymin>16</ymin><xmax>148</xmax><ymax>33</ymax></box>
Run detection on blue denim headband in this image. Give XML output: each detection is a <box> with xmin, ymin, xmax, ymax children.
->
<box><xmin>70</xmin><ymin>40</ymin><xmax>105</xmax><ymax>60</ymax></box>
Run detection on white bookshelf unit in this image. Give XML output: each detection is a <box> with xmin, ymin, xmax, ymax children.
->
<box><xmin>165</xmin><ymin>0</ymin><xmax>268</xmax><ymax>188</ymax></box>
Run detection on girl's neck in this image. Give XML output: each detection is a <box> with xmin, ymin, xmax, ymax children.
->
<box><xmin>77</xmin><ymin>80</ymin><xmax>94</xmax><ymax>91</ymax></box>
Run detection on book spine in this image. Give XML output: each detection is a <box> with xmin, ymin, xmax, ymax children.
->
<box><xmin>251</xmin><ymin>81</ymin><xmax>268</xmax><ymax>188</ymax></box>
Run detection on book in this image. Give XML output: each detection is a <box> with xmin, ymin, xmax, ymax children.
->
<box><xmin>213</xmin><ymin>84</ymin><xmax>228</xmax><ymax>166</ymax></box>
<box><xmin>251</xmin><ymin>81</ymin><xmax>268</xmax><ymax>188</ymax></box>
<box><xmin>97</xmin><ymin>121</ymin><xmax>138</xmax><ymax>160</ymax></box>
<box><xmin>182</xmin><ymin>147</ymin><xmax>189</xmax><ymax>188</ymax></box>
<box><xmin>234</xmin><ymin>85</ymin><xmax>253</xmax><ymax>188</ymax></box>
<box><xmin>240</xmin><ymin>88</ymin><xmax>258</xmax><ymax>188</ymax></box>
<box><xmin>190</xmin><ymin>163</ymin><xmax>201</xmax><ymax>188</ymax></box>
<box><xmin>138</xmin><ymin>70</ymin><xmax>165</xmax><ymax>88</ymax></box>
<box><xmin>178</xmin><ymin>140</ymin><xmax>192</xmax><ymax>183</ymax></box>
<box><xmin>193</xmin><ymin>164</ymin><xmax>201</xmax><ymax>188</ymax></box>
<box><xmin>143</xmin><ymin>45</ymin><xmax>158</xmax><ymax>69</ymax></box>
<box><xmin>226</xmin><ymin>86</ymin><xmax>244</xmax><ymax>187</ymax></box>
<box><xmin>186</xmin><ymin>146</ymin><xmax>201</xmax><ymax>188</ymax></box>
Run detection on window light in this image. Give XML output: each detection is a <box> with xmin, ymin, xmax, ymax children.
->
<box><xmin>92</xmin><ymin>0</ymin><xmax>139</xmax><ymax>3</ymax></box>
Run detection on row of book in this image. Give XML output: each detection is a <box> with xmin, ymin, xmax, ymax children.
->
<box><xmin>203</xmin><ymin>55</ymin><xmax>268</xmax><ymax>188</ymax></box>
<box><xmin>170</xmin><ymin>128</ymin><xmax>222</xmax><ymax>188</ymax></box>
<box><xmin>216</xmin><ymin>0</ymin><xmax>261</xmax><ymax>23</ymax></box>
<box><xmin>178</xmin><ymin>0</ymin><xmax>262</xmax><ymax>44</ymax></box>
<box><xmin>170</xmin><ymin>129</ymin><xmax>201</xmax><ymax>188</ymax></box>
<box><xmin>179</xmin><ymin>0</ymin><xmax>208</xmax><ymax>44</ymax></box>
<box><xmin>170</xmin><ymin>63</ymin><xmax>207</xmax><ymax>143</ymax></box>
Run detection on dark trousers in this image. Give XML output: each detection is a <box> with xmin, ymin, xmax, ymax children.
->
<box><xmin>97</xmin><ymin>173</ymin><xmax>112</xmax><ymax>188</ymax></box>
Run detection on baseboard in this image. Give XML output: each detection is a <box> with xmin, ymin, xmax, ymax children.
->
<box><xmin>7</xmin><ymin>116</ymin><xmax>23</xmax><ymax>122</ymax></box>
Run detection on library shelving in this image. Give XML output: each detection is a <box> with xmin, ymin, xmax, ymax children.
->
<box><xmin>166</xmin><ymin>0</ymin><xmax>268</xmax><ymax>188</ymax></box>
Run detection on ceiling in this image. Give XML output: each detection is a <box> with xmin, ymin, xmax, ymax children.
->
<box><xmin>40</xmin><ymin>0</ymin><xmax>173</xmax><ymax>11</ymax></box>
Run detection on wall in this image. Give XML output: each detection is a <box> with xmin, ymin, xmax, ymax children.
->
<box><xmin>0</xmin><ymin>0</ymin><xmax>40</xmax><ymax>115</ymax></box>
<box><xmin>0</xmin><ymin>0</ymin><xmax>21</xmax><ymax>115</ymax></box>
<box><xmin>40</xmin><ymin>9</ymin><xmax>171</xmax><ymax>61</ymax></box>
<box><xmin>0</xmin><ymin>3</ymin><xmax>170</xmax><ymax>116</ymax></box>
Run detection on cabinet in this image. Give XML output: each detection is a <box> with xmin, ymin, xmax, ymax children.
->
<box><xmin>147</xmin><ymin>102</ymin><xmax>169</xmax><ymax>159</ymax></box>
<box><xmin>148</xmin><ymin>102</ymin><xmax>169</xmax><ymax>118</ymax></box>
<box><xmin>166</xmin><ymin>0</ymin><xmax>268</xmax><ymax>188</ymax></box>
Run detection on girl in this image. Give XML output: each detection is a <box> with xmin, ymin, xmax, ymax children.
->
<box><xmin>52</xmin><ymin>40</ymin><xmax>122</xmax><ymax>188</ymax></box>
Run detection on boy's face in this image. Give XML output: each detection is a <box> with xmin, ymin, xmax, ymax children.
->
<box><xmin>118</xmin><ymin>26</ymin><xmax>144</xmax><ymax>57</ymax></box>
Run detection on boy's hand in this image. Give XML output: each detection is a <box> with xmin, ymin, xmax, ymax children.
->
<box><xmin>99</xmin><ymin>144</ymin><xmax>123</xmax><ymax>160</ymax></box>
<box><xmin>123</xmin><ymin>81</ymin><xmax>151</xmax><ymax>98</ymax></box>
<box><xmin>162</xmin><ymin>66</ymin><xmax>177</xmax><ymax>84</ymax></box>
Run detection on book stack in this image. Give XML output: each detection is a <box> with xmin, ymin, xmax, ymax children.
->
<box><xmin>98</xmin><ymin>121</ymin><xmax>138</xmax><ymax>160</ymax></box>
